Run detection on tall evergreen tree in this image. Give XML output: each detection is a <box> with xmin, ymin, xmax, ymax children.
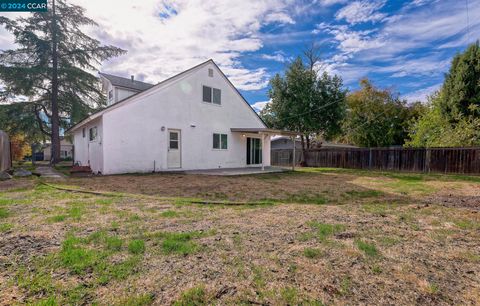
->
<box><xmin>440</xmin><ymin>42</ymin><xmax>480</xmax><ymax>120</ymax></box>
<box><xmin>407</xmin><ymin>42</ymin><xmax>480</xmax><ymax>147</ymax></box>
<box><xmin>0</xmin><ymin>0</ymin><xmax>125</xmax><ymax>163</ymax></box>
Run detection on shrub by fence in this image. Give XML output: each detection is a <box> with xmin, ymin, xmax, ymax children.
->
<box><xmin>0</xmin><ymin>131</ymin><xmax>11</xmax><ymax>171</ymax></box>
<box><xmin>271</xmin><ymin>147</ymin><xmax>480</xmax><ymax>175</ymax></box>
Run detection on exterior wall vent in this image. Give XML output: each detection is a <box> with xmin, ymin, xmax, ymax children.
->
<box><xmin>208</xmin><ymin>68</ymin><xmax>214</xmax><ymax>77</ymax></box>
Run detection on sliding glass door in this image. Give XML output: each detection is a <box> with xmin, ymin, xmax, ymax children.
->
<box><xmin>246</xmin><ymin>137</ymin><xmax>262</xmax><ymax>165</ymax></box>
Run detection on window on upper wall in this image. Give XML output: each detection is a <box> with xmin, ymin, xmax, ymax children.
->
<box><xmin>213</xmin><ymin>88</ymin><xmax>221</xmax><ymax>105</ymax></box>
<box><xmin>208</xmin><ymin>68</ymin><xmax>214</xmax><ymax>77</ymax></box>
<box><xmin>202</xmin><ymin>86</ymin><xmax>221</xmax><ymax>105</ymax></box>
<box><xmin>213</xmin><ymin>133</ymin><xmax>227</xmax><ymax>150</ymax></box>
<box><xmin>89</xmin><ymin>127</ymin><xmax>97</xmax><ymax>141</ymax></box>
<box><xmin>108</xmin><ymin>90</ymin><xmax>113</xmax><ymax>100</ymax></box>
<box><xmin>82</xmin><ymin>128</ymin><xmax>85</xmax><ymax>138</ymax></box>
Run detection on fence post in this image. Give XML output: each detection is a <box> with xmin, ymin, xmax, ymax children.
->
<box><xmin>424</xmin><ymin>148</ymin><xmax>431</xmax><ymax>174</ymax></box>
<box><xmin>368</xmin><ymin>148</ymin><xmax>372</xmax><ymax>169</ymax></box>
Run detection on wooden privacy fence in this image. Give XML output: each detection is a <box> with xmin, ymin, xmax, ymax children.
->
<box><xmin>0</xmin><ymin>131</ymin><xmax>11</xmax><ymax>172</ymax></box>
<box><xmin>271</xmin><ymin>147</ymin><xmax>480</xmax><ymax>174</ymax></box>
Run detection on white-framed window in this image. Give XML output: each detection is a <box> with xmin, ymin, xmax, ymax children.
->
<box><xmin>108</xmin><ymin>90</ymin><xmax>113</xmax><ymax>101</ymax></box>
<box><xmin>213</xmin><ymin>133</ymin><xmax>228</xmax><ymax>150</ymax></box>
<box><xmin>208</xmin><ymin>68</ymin><xmax>214</xmax><ymax>77</ymax></box>
<box><xmin>202</xmin><ymin>85</ymin><xmax>221</xmax><ymax>105</ymax></box>
<box><xmin>89</xmin><ymin>126</ymin><xmax>98</xmax><ymax>141</ymax></box>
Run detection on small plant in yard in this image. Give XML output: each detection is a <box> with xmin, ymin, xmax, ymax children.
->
<box><xmin>0</xmin><ymin>223</ymin><xmax>12</xmax><ymax>232</ymax></box>
<box><xmin>355</xmin><ymin>239</ymin><xmax>379</xmax><ymax>257</ymax></box>
<box><xmin>115</xmin><ymin>293</ymin><xmax>155</xmax><ymax>306</ymax></box>
<box><xmin>160</xmin><ymin>210</ymin><xmax>179</xmax><ymax>218</ymax></box>
<box><xmin>307</xmin><ymin>221</ymin><xmax>345</xmax><ymax>241</ymax></box>
<box><xmin>279</xmin><ymin>287</ymin><xmax>299</xmax><ymax>305</ymax></box>
<box><xmin>128</xmin><ymin>239</ymin><xmax>145</xmax><ymax>254</ymax></box>
<box><xmin>174</xmin><ymin>285</ymin><xmax>208</xmax><ymax>306</ymax></box>
<box><xmin>0</xmin><ymin>207</ymin><xmax>9</xmax><ymax>218</ymax></box>
<box><xmin>49</xmin><ymin>214</ymin><xmax>66</xmax><ymax>223</ymax></box>
<box><xmin>303</xmin><ymin>247</ymin><xmax>322</xmax><ymax>258</ymax></box>
<box><xmin>149</xmin><ymin>230</ymin><xmax>215</xmax><ymax>255</ymax></box>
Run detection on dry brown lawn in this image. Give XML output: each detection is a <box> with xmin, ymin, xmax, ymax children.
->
<box><xmin>0</xmin><ymin>168</ymin><xmax>479</xmax><ymax>305</ymax></box>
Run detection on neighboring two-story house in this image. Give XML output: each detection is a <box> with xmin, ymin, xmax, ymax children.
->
<box><xmin>67</xmin><ymin>59</ymin><xmax>294</xmax><ymax>175</ymax></box>
<box><xmin>99</xmin><ymin>72</ymin><xmax>154</xmax><ymax>106</ymax></box>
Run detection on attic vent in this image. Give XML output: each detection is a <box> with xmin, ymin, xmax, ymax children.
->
<box><xmin>208</xmin><ymin>68</ymin><xmax>213</xmax><ymax>77</ymax></box>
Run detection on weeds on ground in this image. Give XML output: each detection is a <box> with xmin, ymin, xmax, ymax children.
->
<box><xmin>303</xmin><ymin>248</ymin><xmax>322</xmax><ymax>259</ymax></box>
<box><xmin>174</xmin><ymin>285</ymin><xmax>208</xmax><ymax>306</ymax></box>
<box><xmin>307</xmin><ymin>221</ymin><xmax>346</xmax><ymax>241</ymax></box>
<box><xmin>114</xmin><ymin>293</ymin><xmax>155</xmax><ymax>306</ymax></box>
<box><xmin>355</xmin><ymin>239</ymin><xmax>379</xmax><ymax>258</ymax></box>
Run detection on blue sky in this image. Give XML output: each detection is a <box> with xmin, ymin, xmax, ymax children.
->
<box><xmin>1</xmin><ymin>0</ymin><xmax>478</xmax><ymax>111</ymax></box>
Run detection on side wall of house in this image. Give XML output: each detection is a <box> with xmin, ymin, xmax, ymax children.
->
<box><xmin>101</xmin><ymin>62</ymin><xmax>268</xmax><ymax>174</ymax></box>
<box><xmin>73</xmin><ymin>117</ymin><xmax>104</xmax><ymax>173</ymax></box>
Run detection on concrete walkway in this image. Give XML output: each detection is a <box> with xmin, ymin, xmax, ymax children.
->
<box><xmin>35</xmin><ymin>166</ymin><xmax>66</xmax><ymax>179</ymax></box>
<box><xmin>185</xmin><ymin>166</ymin><xmax>288</xmax><ymax>176</ymax></box>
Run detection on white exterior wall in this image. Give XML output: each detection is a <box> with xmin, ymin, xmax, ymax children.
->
<box><xmin>73</xmin><ymin>118</ymin><xmax>104</xmax><ymax>173</ymax></box>
<box><xmin>104</xmin><ymin>79</ymin><xmax>139</xmax><ymax>107</ymax></box>
<box><xmin>99</xmin><ymin>62</ymin><xmax>268</xmax><ymax>175</ymax></box>
<box><xmin>116</xmin><ymin>87</ymin><xmax>138</xmax><ymax>103</ymax></box>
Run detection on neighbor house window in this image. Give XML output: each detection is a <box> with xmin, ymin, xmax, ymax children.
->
<box><xmin>89</xmin><ymin>127</ymin><xmax>97</xmax><ymax>141</ymax></box>
<box><xmin>213</xmin><ymin>133</ymin><xmax>227</xmax><ymax>150</ymax></box>
<box><xmin>202</xmin><ymin>86</ymin><xmax>221</xmax><ymax>105</ymax></box>
<box><xmin>82</xmin><ymin>128</ymin><xmax>85</xmax><ymax>138</ymax></box>
<box><xmin>108</xmin><ymin>90</ymin><xmax>113</xmax><ymax>100</ymax></box>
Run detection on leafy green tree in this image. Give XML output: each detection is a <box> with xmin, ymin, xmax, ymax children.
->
<box><xmin>407</xmin><ymin>42</ymin><xmax>480</xmax><ymax>147</ymax></box>
<box><xmin>0</xmin><ymin>0</ymin><xmax>125</xmax><ymax>163</ymax></box>
<box><xmin>261</xmin><ymin>57</ymin><xmax>346</xmax><ymax>157</ymax></box>
<box><xmin>343</xmin><ymin>79</ymin><xmax>414</xmax><ymax>147</ymax></box>
<box><xmin>439</xmin><ymin>42</ymin><xmax>480</xmax><ymax>120</ymax></box>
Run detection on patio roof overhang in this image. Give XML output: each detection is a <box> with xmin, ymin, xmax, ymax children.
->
<box><xmin>230</xmin><ymin>128</ymin><xmax>298</xmax><ymax>136</ymax></box>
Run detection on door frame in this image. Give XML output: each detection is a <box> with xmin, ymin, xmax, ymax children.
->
<box><xmin>167</xmin><ymin>129</ymin><xmax>182</xmax><ymax>169</ymax></box>
<box><xmin>246</xmin><ymin>136</ymin><xmax>262</xmax><ymax>166</ymax></box>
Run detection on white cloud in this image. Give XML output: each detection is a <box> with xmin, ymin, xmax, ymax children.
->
<box><xmin>335</xmin><ymin>0</ymin><xmax>387</xmax><ymax>25</ymax></box>
<box><xmin>251</xmin><ymin>99</ymin><xmax>270</xmax><ymax>112</ymax></box>
<box><xmin>403</xmin><ymin>84</ymin><xmax>441</xmax><ymax>103</ymax></box>
<box><xmin>261</xmin><ymin>51</ymin><xmax>291</xmax><ymax>63</ymax></box>
<box><xmin>0</xmin><ymin>0</ymin><xmax>298</xmax><ymax>91</ymax></box>
<box><xmin>316</xmin><ymin>0</ymin><xmax>480</xmax><ymax>83</ymax></box>
<box><xmin>318</xmin><ymin>0</ymin><xmax>348</xmax><ymax>6</ymax></box>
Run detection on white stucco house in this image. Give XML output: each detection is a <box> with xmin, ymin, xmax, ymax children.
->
<box><xmin>67</xmin><ymin>59</ymin><xmax>295</xmax><ymax>175</ymax></box>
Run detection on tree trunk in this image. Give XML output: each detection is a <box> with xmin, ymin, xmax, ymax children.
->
<box><xmin>50</xmin><ymin>0</ymin><xmax>60</xmax><ymax>164</ymax></box>
<box><xmin>300</xmin><ymin>134</ymin><xmax>307</xmax><ymax>166</ymax></box>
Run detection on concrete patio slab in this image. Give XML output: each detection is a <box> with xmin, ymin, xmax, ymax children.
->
<box><xmin>185</xmin><ymin>166</ymin><xmax>288</xmax><ymax>176</ymax></box>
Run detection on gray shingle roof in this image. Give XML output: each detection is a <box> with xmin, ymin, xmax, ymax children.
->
<box><xmin>99</xmin><ymin>72</ymin><xmax>154</xmax><ymax>92</ymax></box>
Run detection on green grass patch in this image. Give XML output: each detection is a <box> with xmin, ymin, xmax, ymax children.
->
<box><xmin>355</xmin><ymin>239</ymin><xmax>379</xmax><ymax>257</ymax></box>
<box><xmin>345</xmin><ymin>190</ymin><xmax>384</xmax><ymax>198</ymax></box>
<box><xmin>128</xmin><ymin>239</ymin><xmax>145</xmax><ymax>254</ymax></box>
<box><xmin>0</xmin><ymin>207</ymin><xmax>9</xmax><ymax>218</ymax></box>
<box><xmin>287</xmin><ymin>192</ymin><xmax>328</xmax><ymax>205</ymax></box>
<box><xmin>160</xmin><ymin>210</ymin><xmax>179</xmax><ymax>218</ymax></box>
<box><xmin>115</xmin><ymin>293</ymin><xmax>155</xmax><ymax>306</ymax></box>
<box><xmin>303</xmin><ymin>247</ymin><xmax>322</xmax><ymax>258</ymax></box>
<box><xmin>174</xmin><ymin>285</ymin><xmax>208</xmax><ymax>306</ymax></box>
<box><xmin>59</xmin><ymin>233</ymin><xmax>141</xmax><ymax>285</ymax></box>
<box><xmin>453</xmin><ymin>219</ymin><xmax>479</xmax><ymax>230</ymax></box>
<box><xmin>0</xmin><ymin>222</ymin><xmax>13</xmax><ymax>232</ymax></box>
<box><xmin>49</xmin><ymin>215</ymin><xmax>66</xmax><ymax>223</ymax></box>
<box><xmin>307</xmin><ymin>221</ymin><xmax>345</xmax><ymax>241</ymax></box>
<box><xmin>148</xmin><ymin>230</ymin><xmax>214</xmax><ymax>256</ymax></box>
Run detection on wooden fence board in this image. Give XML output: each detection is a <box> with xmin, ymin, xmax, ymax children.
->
<box><xmin>271</xmin><ymin>147</ymin><xmax>480</xmax><ymax>175</ymax></box>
